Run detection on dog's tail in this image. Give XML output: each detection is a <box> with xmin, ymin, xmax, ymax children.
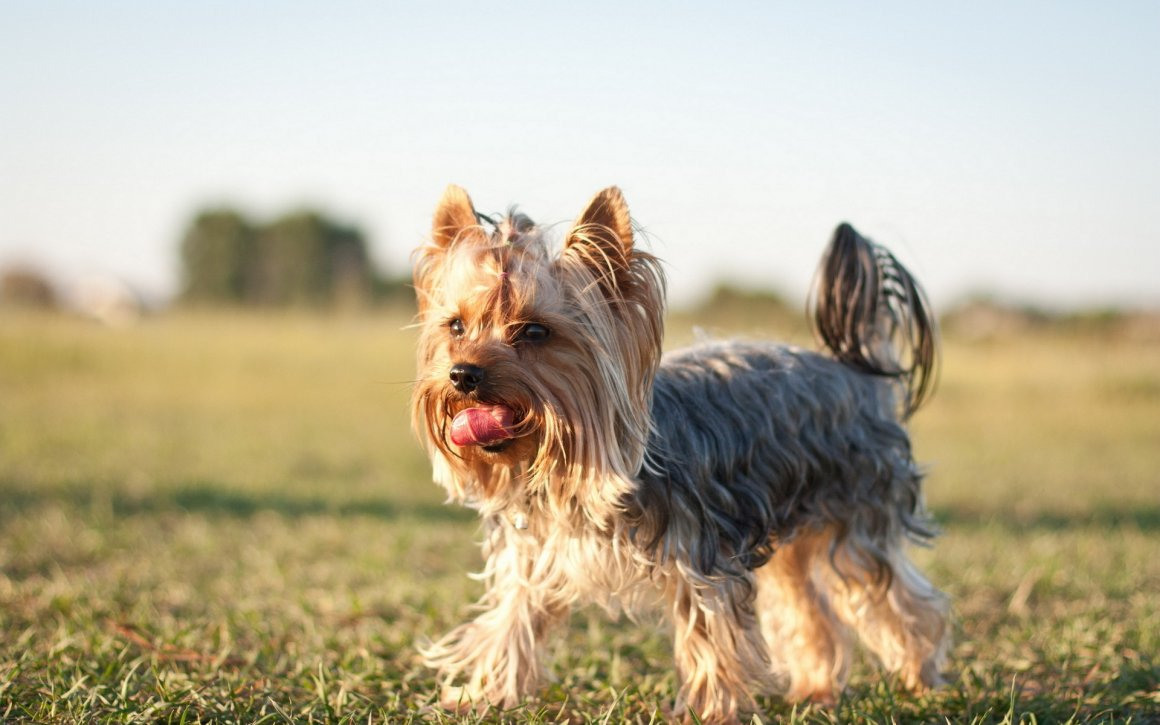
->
<box><xmin>811</xmin><ymin>223</ymin><xmax>938</xmax><ymax>419</ymax></box>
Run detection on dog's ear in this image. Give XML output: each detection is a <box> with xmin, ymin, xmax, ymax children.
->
<box><xmin>414</xmin><ymin>185</ymin><xmax>482</xmax><ymax>313</ymax></box>
<box><xmin>432</xmin><ymin>184</ymin><xmax>485</xmax><ymax>247</ymax></box>
<box><xmin>563</xmin><ymin>186</ymin><xmax>635</xmax><ymax>295</ymax></box>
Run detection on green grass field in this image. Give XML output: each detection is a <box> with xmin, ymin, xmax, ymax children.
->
<box><xmin>1</xmin><ymin>310</ymin><xmax>1157</xmax><ymax>723</ymax></box>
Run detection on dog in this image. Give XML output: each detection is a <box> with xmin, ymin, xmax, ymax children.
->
<box><xmin>411</xmin><ymin>185</ymin><xmax>950</xmax><ymax>722</ymax></box>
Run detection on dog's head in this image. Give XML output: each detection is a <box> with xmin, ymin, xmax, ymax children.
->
<box><xmin>411</xmin><ymin>185</ymin><xmax>665</xmax><ymax>510</ymax></box>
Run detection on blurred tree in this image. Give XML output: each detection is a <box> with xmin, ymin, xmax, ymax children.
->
<box><xmin>178</xmin><ymin>207</ymin><xmax>377</xmax><ymax>309</ymax></box>
<box><xmin>250</xmin><ymin>211</ymin><xmax>372</xmax><ymax>308</ymax></box>
<box><xmin>179</xmin><ymin>209</ymin><xmax>255</xmax><ymax>304</ymax></box>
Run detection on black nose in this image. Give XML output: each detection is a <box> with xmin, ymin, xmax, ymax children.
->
<box><xmin>449</xmin><ymin>363</ymin><xmax>485</xmax><ymax>393</ymax></box>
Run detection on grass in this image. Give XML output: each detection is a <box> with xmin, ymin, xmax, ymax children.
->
<box><xmin>1</xmin><ymin>309</ymin><xmax>1157</xmax><ymax>723</ymax></box>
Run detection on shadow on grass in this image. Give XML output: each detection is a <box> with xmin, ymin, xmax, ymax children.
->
<box><xmin>0</xmin><ymin>478</ymin><xmax>475</xmax><ymax>524</ymax></box>
<box><xmin>4</xmin><ymin>478</ymin><xmax>1158</xmax><ymax>532</ymax></box>
<box><xmin>931</xmin><ymin>505</ymin><xmax>1160</xmax><ymax>532</ymax></box>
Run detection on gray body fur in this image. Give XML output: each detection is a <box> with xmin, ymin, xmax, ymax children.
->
<box><xmin>631</xmin><ymin>340</ymin><xmax>933</xmax><ymax>590</ymax></box>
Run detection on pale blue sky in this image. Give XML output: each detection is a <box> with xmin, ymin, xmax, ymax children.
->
<box><xmin>2</xmin><ymin>1</ymin><xmax>1158</xmax><ymax>309</ymax></box>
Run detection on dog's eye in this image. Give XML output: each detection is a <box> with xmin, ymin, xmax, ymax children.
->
<box><xmin>448</xmin><ymin>319</ymin><xmax>465</xmax><ymax>337</ymax></box>
<box><xmin>516</xmin><ymin>323</ymin><xmax>550</xmax><ymax>343</ymax></box>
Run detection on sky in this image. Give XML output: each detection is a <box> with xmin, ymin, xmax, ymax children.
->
<box><xmin>2</xmin><ymin>1</ymin><xmax>1158</xmax><ymax>310</ymax></box>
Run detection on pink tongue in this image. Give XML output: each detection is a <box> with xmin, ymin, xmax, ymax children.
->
<box><xmin>450</xmin><ymin>406</ymin><xmax>516</xmax><ymax>446</ymax></box>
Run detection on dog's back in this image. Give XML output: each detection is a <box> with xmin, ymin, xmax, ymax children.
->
<box><xmin>634</xmin><ymin>339</ymin><xmax>931</xmax><ymax>582</ymax></box>
<box><xmin>627</xmin><ymin>223</ymin><xmax>939</xmax><ymax>586</ymax></box>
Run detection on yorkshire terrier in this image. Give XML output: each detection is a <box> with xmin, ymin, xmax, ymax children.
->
<box><xmin>411</xmin><ymin>185</ymin><xmax>950</xmax><ymax>722</ymax></box>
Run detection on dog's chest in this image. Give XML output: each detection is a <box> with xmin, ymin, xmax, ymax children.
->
<box><xmin>505</xmin><ymin>512</ymin><xmax>665</xmax><ymax>617</ymax></box>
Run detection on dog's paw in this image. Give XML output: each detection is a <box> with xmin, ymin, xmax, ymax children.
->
<box><xmin>899</xmin><ymin>659</ymin><xmax>948</xmax><ymax>694</ymax></box>
<box><xmin>784</xmin><ymin>683</ymin><xmax>837</xmax><ymax>707</ymax></box>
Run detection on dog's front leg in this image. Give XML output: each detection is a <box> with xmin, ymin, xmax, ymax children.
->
<box><xmin>667</xmin><ymin>572</ymin><xmax>772</xmax><ymax>724</ymax></box>
<box><xmin>422</xmin><ymin>519</ymin><xmax>569</xmax><ymax>712</ymax></box>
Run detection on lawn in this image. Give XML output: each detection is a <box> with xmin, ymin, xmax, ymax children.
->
<box><xmin>1</xmin><ymin>309</ymin><xmax>1157</xmax><ymax>723</ymax></box>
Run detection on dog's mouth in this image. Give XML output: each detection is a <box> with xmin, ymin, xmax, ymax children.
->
<box><xmin>449</xmin><ymin>404</ymin><xmax>518</xmax><ymax>449</ymax></box>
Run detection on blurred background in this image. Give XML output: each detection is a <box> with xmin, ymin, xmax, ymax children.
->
<box><xmin>1</xmin><ymin>3</ymin><xmax>1158</xmax><ymax>720</ymax></box>
<box><xmin>2</xmin><ymin>1</ymin><xmax>1158</xmax><ymax>318</ymax></box>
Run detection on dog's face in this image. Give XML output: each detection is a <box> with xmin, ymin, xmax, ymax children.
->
<box><xmin>411</xmin><ymin>185</ymin><xmax>665</xmax><ymax>502</ymax></box>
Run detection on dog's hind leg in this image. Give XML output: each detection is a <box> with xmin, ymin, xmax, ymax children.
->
<box><xmin>820</xmin><ymin>537</ymin><xmax>951</xmax><ymax>692</ymax></box>
<box><xmin>754</xmin><ymin>529</ymin><xmax>852</xmax><ymax>703</ymax></box>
